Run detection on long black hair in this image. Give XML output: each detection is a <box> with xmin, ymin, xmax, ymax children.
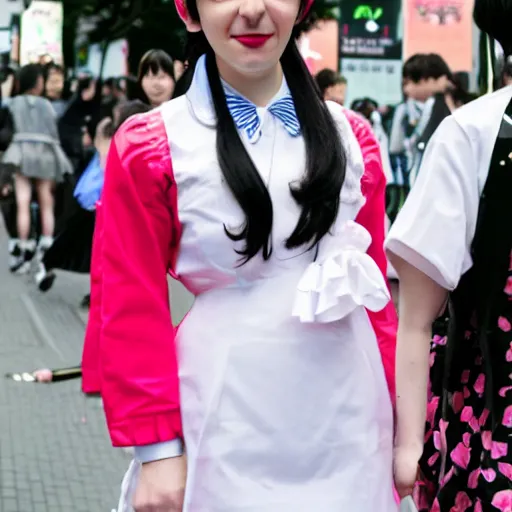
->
<box><xmin>474</xmin><ymin>0</ymin><xmax>512</xmax><ymax>56</ymax></box>
<box><xmin>180</xmin><ymin>1</ymin><xmax>347</xmax><ymax>264</ymax></box>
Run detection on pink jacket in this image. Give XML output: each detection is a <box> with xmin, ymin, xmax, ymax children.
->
<box><xmin>345</xmin><ymin>109</ymin><xmax>398</xmax><ymax>402</ymax></box>
<box><xmin>82</xmin><ymin>108</ymin><xmax>397</xmax><ymax>448</ymax></box>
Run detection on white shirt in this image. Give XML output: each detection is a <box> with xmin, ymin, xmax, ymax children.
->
<box><xmin>386</xmin><ymin>86</ymin><xmax>512</xmax><ymax>290</ymax></box>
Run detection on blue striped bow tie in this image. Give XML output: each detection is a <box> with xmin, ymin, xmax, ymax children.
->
<box><xmin>225</xmin><ymin>92</ymin><xmax>301</xmax><ymax>143</ymax></box>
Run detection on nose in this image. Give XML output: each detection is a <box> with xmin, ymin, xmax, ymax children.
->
<box><xmin>238</xmin><ymin>0</ymin><xmax>265</xmax><ymax>26</ymax></box>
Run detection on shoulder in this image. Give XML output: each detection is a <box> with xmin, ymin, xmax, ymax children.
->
<box><xmin>341</xmin><ymin>108</ymin><xmax>377</xmax><ymax>149</ymax></box>
<box><xmin>113</xmin><ymin>107</ymin><xmax>172</xmax><ymax>184</ymax></box>
<box><xmin>452</xmin><ymin>87</ymin><xmax>512</xmax><ymax>142</ymax></box>
<box><xmin>434</xmin><ymin>88</ymin><xmax>512</xmax><ymax>191</ymax></box>
<box><xmin>325</xmin><ymin>100</ymin><xmax>354</xmax><ymax>136</ymax></box>
<box><xmin>325</xmin><ymin>101</ymin><xmax>365</xmax><ymax>210</ymax></box>
<box><xmin>342</xmin><ymin>108</ymin><xmax>384</xmax><ymax>198</ymax></box>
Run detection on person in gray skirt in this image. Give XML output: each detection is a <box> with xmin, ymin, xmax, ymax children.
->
<box><xmin>3</xmin><ymin>64</ymin><xmax>72</xmax><ymax>274</ymax></box>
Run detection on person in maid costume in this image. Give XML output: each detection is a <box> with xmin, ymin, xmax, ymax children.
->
<box><xmin>387</xmin><ymin>0</ymin><xmax>512</xmax><ymax>510</ymax></box>
<box><xmin>83</xmin><ymin>0</ymin><xmax>398</xmax><ymax>508</ymax></box>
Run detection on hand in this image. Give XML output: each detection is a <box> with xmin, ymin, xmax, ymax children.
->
<box><xmin>81</xmin><ymin>80</ymin><xmax>96</xmax><ymax>102</ymax></box>
<box><xmin>394</xmin><ymin>444</ymin><xmax>422</xmax><ymax>499</ymax></box>
<box><xmin>133</xmin><ymin>456</ymin><xmax>186</xmax><ymax>512</ymax></box>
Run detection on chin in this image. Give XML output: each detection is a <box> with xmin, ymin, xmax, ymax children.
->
<box><xmin>233</xmin><ymin>55</ymin><xmax>281</xmax><ymax>75</ymax></box>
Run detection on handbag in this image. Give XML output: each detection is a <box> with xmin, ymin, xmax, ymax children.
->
<box><xmin>73</xmin><ymin>151</ymin><xmax>104</xmax><ymax>211</ymax></box>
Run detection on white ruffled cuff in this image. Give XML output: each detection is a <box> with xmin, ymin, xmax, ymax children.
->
<box><xmin>292</xmin><ymin>221</ymin><xmax>391</xmax><ymax>323</ymax></box>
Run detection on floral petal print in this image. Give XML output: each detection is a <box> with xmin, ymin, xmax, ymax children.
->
<box><xmin>506</xmin><ymin>342</ymin><xmax>512</xmax><ymax>362</ymax></box>
<box><xmin>475</xmin><ymin>499</ymin><xmax>483</xmax><ymax>512</ymax></box>
<box><xmin>461</xmin><ymin>406</ymin><xmax>474</xmax><ymax>423</ymax></box>
<box><xmin>433</xmin><ymin>430</ymin><xmax>441</xmax><ymax>451</ymax></box>
<box><xmin>498</xmin><ymin>316</ymin><xmax>512</xmax><ymax>332</ymax></box>
<box><xmin>433</xmin><ymin>334</ymin><xmax>447</xmax><ymax>346</ymax></box>
<box><xmin>481</xmin><ymin>468</ymin><xmax>497</xmax><ymax>482</ymax></box>
<box><xmin>468</xmin><ymin>469</ymin><xmax>480</xmax><ymax>489</ymax></box>
<box><xmin>428</xmin><ymin>451</ymin><xmax>439</xmax><ymax>467</ymax></box>
<box><xmin>505</xmin><ymin>276</ymin><xmax>512</xmax><ymax>295</ymax></box>
<box><xmin>482</xmin><ymin>431</ymin><xmax>493</xmax><ymax>451</ymax></box>
<box><xmin>474</xmin><ymin>374</ymin><xmax>486</xmax><ymax>396</ymax></box>
<box><xmin>491</xmin><ymin>441</ymin><xmax>508</xmax><ymax>460</ymax></box>
<box><xmin>440</xmin><ymin>466</ymin><xmax>455</xmax><ymax>487</ymax></box>
<box><xmin>427</xmin><ymin>396</ymin><xmax>439</xmax><ymax>425</ymax></box>
<box><xmin>450</xmin><ymin>442</ymin><xmax>471</xmax><ymax>469</ymax></box>
<box><xmin>461</xmin><ymin>369</ymin><xmax>470</xmax><ymax>384</ymax></box>
<box><xmin>479</xmin><ymin>408</ymin><xmax>490</xmax><ymax>426</ymax></box>
<box><xmin>503</xmin><ymin>405</ymin><xmax>512</xmax><ymax>428</ymax></box>
<box><xmin>452</xmin><ymin>391</ymin><xmax>464</xmax><ymax>414</ymax></box>
<box><xmin>491</xmin><ymin>490</ymin><xmax>512</xmax><ymax>512</ymax></box>
<box><xmin>450</xmin><ymin>491</ymin><xmax>471</xmax><ymax>512</ymax></box>
<box><xmin>469</xmin><ymin>415</ymin><xmax>480</xmax><ymax>433</ymax></box>
<box><xmin>498</xmin><ymin>462</ymin><xmax>512</xmax><ymax>479</ymax></box>
<box><xmin>499</xmin><ymin>386</ymin><xmax>512</xmax><ymax>397</ymax></box>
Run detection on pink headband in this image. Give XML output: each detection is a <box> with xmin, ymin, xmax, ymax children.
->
<box><xmin>174</xmin><ymin>0</ymin><xmax>314</xmax><ymax>24</ymax></box>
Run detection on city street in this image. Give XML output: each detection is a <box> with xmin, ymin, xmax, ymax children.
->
<box><xmin>0</xmin><ymin>220</ymin><xmax>129</xmax><ymax>512</ymax></box>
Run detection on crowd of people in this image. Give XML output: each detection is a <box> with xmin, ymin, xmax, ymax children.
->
<box><xmin>1</xmin><ymin>0</ymin><xmax>512</xmax><ymax>510</ymax></box>
<box><xmin>0</xmin><ymin>49</ymin><xmax>180</xmax><ymax>303</ymax></box>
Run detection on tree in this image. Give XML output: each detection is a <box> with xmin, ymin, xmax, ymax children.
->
<box><xmin>62</xmin><ymin>0</ymin><xmax>341</xmax><ymax>73</ymax></box>
<box><xmin>62</xmin><ymin>0</ymin><xmax>184</xmax><ymax>73</ymax></box>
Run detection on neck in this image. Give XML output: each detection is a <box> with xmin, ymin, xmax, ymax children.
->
<box><xmin>216</xmin><ymin>58</ymin><xmax>283</xmax><ymax>107</ymax></box>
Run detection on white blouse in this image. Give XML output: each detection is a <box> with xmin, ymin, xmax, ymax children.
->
<box><xmin>386</xmin><ymin>86</ymin><xmax>512</xmax><ymax>290</ymax></box>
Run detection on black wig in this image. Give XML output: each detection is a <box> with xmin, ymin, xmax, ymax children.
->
<box><xmin>474</xmin><ymin>0</ymin><xmax>512</xmax><ymax>56</ymax></box>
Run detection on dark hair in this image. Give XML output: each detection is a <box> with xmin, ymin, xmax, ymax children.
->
<box><xmin>314</xmin><ymin>69</ymin><xmax>347</xmax><ymax>97</ymax></box>
<box><xmin>350</xmin><ymin>97</ymin><xmax>378</xmax><ymax>121</ymax></box>
<box><xmin>45</xmin><ymin>63</ymin><xmax>64</xmax><ymax>76</ymax></box>
<box><xmin>183</xmin><ymin>9</ymin><xmax>347</xmax><ymax>263</ymax></box>
<box><xmin>425</xmin><ymin>53</ymin><xmax>452</xmax><ymax>81</ymax></box>
<box><xmin>402</xmin><ymin>53</ymin><xmax>428</xmax><ymax>82</ymax></box>
<box><xmin>403</xmin><ymin>53</ymin><xmax>452</xmax><ymax>83</ymax></box>
<box><xmin>115</xmin><ymin>100</ymin><xmax>151</xmax><ymax>130</ymax></box>
<box><xmin>474</xmin><ymin>0</ymin><xmax>512</xmax><ymax>56</ymax></box>
<box><xmin>17</xmin><ymin>64</ymin><xmax>44</xmax><ymax>95</ymax></box>
<box><xmin>103</xmin><ymin>77</ymin><xmax>116</xmax><ymax>89</ymax></box>
<box><xmin>137</xmin><ymin>49</ymin><xmax>175</xmax><ymax>83</ymax></box>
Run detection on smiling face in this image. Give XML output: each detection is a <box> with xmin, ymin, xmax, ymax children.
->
<box><xmin>188</xmin><ymin>0</ymin><xmax>301</xmax><ymax>77</ymax></box>
<box><xmin>141</xmin><ymin>69</ymin><xmax>175</xmax><ymax>107</ymax></box>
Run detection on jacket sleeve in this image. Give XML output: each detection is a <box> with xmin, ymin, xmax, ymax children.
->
<box><xmin>81</xmin><ymin>204</ymin><xmax>103</xmax><ymax>394</ymax></box>
<box><xmin>345</xmin><ymin>109</ymin><xmax>398</xmax><ymax>403</ymax></box>
<box><xmin>96</xmin><ymin>110</ymin><xmax>183</xmax><ymax>447</ymax></box>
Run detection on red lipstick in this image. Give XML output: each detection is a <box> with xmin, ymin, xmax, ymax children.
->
<box><xmin>233</xmin><ymin>34</ymin><xmax>272</xmax><ymax>49</ymax></box>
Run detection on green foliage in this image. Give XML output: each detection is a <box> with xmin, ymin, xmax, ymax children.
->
<box><xmin>63</xmin><ymin>0</ymin><xmax>341</xmax><ymax>72</ymax></box>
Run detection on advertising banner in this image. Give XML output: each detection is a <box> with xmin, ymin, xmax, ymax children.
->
<box><xmin>339</xmin><ymin>0</ymin><xmax>404</xmax><ymax>106</ymax></box>
<box><xmin>20</xmin><ymin>0</ymin><xmax>64</xmax><ymax>66</ymax></box>
<box><xmin>404</xmin><ymin>0</ymin><xmax>473</xmax><ymax>71</ymax></box>
<box><xmin>340</xmin><ymin>0</ymin><xmax>403</xmax><ymax>60</ymax></box>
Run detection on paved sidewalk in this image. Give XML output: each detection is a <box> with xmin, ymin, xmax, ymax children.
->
<box><xmin>0</xmin><ymin>221</ymin><xmax>130</xmax><ymax>512</ymax></box>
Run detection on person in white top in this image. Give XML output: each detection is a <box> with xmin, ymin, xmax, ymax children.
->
<box><xmin>83</xmin><ymin>0</ymin><xmax>398</xmax><ymax>509</ymax></box>
<box><xmin>387</xmin><ymin>0</ymin><xmax>512</xmax><ymax>509</ymax></box>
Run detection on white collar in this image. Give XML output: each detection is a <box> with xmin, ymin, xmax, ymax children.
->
<box><xmin>185</xmin><ymin>54</ymin><xmax>291</xmax><ymax>127</ymax></box>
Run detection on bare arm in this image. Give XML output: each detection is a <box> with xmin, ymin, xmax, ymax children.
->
<box><xmin>390</xmin><ymin>252</ymin><xmax>448</xmax><ymax>453</ymax></box>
